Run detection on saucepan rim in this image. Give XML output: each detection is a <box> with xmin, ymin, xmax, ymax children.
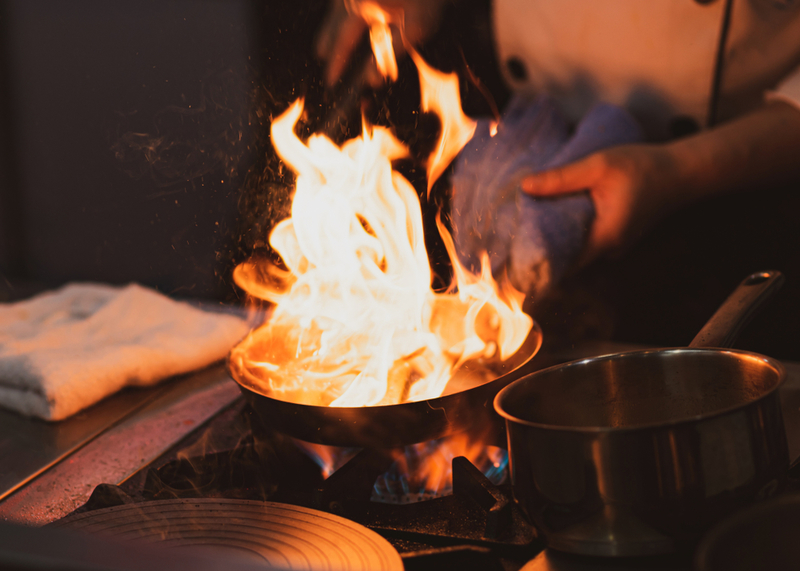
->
<box><xmin>494</xmin><ymin>346</ymin><xmax>786</xmax><ymax>434</ymax></box>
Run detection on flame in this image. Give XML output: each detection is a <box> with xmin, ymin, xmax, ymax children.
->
<box><xmin>404</xmin><ymin>433</ymin><xmax>500</xmax><ymax>494</ymax></box>
<box><xmin>229</xmin><ymin>3</ymin><xmax>532</xmax><ymax>408</ymax></box>
<box><xmin>374</xmin><ymin>431</ymin><xmax>508</xmax><ymax>501</ymax></box>
<box><xmin>346</xmin><ymin>0</ymin><xmax>399</xmax><ymax>81</ymax></box>
<box><xmin>347</xmin><ymin>0</ymin><xmax>477</xmax><ymax>195</ymax></box>
<box><xmin>349</xmin><ymin>0</ymin><xmax>476</xmax><ymax>195</ymax></box>
<box><xmin>410</xmin><ymin>50</ymin><xmax>477</xmax><ymax>195</ymax></box>
<box><xmin>292</xmin><ymin>432</ymin><xmax>507</xmax><ymax>500</ymax></box>
<box><xmin>293</xmin><ymin>440</ymin><xmax>358</xmax><ymax>479</ymax></box>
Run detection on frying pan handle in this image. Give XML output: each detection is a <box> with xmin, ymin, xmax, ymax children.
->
<box><xmin>689</xmin><ymin>270</ymin><xmax>785</xmax><ymax>349</ymax></box>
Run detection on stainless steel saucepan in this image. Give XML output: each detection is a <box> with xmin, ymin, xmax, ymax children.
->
<box><xmin>495</xmin><ymin>271</ymin><xmax>787</xmax><ymax>557</ymax></box>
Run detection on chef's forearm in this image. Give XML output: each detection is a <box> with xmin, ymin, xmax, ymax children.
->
<box><xmin>665</xmin><ymin>100</ymin><xmax>800</xmax><ymax>208</ymax></box>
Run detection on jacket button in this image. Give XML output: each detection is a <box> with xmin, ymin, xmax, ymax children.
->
<box><xmin>505</xmin><ymin>57</ymin><xmax>528</xmax><ymax>81</ymax></box>
<box><xmin>669</xmin><ymin>115</ymin><xmax>701</xmax><ymax>138</ymax></box>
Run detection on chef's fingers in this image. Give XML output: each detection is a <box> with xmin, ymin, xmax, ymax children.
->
<box><xmin>328</xmin><ymin>16</ymin><xmax>368</xmax><ymax>86</ymax></box>
<box><xmin>315</xmin><ymin>1</ymin><xmax>344</xmax><ymax>60</ymax></box>
<box><xmin>316</xmin><ymin>2</ymin><xmax>369</xmax><ymax>86</ymax></box>
<box><xmin>351</xmin><ymin>24</ymin><xmax>409</xmax><ymax>89</ymax></box>
<box><xmin>520</xmin><ymin>155</ymin><xmax>601</xmax><ymax>197</ymax></box>
<box><xmin>521</xmin><ymin>153</ymin><xmax>621</xmax><ymax>262</ymax></box>
<box><xmin>316</xmin><ymin>1</ymin><xmax>353</xmax><ymax>61</ymax></box>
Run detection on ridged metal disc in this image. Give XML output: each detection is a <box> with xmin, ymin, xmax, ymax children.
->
<box><xmin>56</xmin><ymin>498</ymin><xmax>403</xmax><ymax>571</ymax></box>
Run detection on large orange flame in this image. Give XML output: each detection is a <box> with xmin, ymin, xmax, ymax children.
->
<box><xmin>229</xmin><ymin>2</ymin><xmax>531</xmax><ymax>408</ymax></box>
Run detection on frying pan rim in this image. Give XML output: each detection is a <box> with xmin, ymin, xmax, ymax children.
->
<box><xmin>229</xmin><ymin>321</ymin><xmax>543</xmax><ymax>412</ymax></box>
<box><xmin>493</xmin><ymin>346</ymin><xmax>786</xmax><ymax>434</ymax></box>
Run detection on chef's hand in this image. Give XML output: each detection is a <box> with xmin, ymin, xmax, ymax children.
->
<box><xmin>521</xmin><ymin>144</ymin><xmax>677</xmax><ymax>263</ymax></box>
<box><xmin>315</xmin><ymin>0</ymin><xmax>451</xmax><ymax>87</ymax></box>
<box><xmin>522</xmin><ymin>100</ymin><xmax>800</xmax><ymax>265</ymax></box>
<box><xmin>452</xmin><ymin>97</ymin><xmax>644</xmax><ymax>299</ymax></box>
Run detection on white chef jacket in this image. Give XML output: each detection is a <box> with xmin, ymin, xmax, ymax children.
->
<box><xmin>493</xmin><ymin>0</ymin><xmax>800</xmax><ymax>141</ymax></box>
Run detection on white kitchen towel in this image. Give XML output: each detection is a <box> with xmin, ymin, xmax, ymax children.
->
<box><xmin>0</xmin><ymin>283</ymin><xmax>251</xmax><ymax>421</ymax></box>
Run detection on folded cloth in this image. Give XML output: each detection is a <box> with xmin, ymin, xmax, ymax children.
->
<box><xmin>451</xmin><ymin>94</ymin><xmax>644</xmax><ymax>300</ymax></box>
<box><xmin>0</xmin><ymin>283</ymin><xmax>250</xmax><ymax>421</ymax></box>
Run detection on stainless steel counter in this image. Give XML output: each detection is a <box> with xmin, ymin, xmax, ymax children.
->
<box><xmin>0</xmin><ymin>364</ymin><xmax>241</xmax><ymax>525</ymax></box>
<box><xmin>0</xmin><ymin>380</ymin><xmax>159</xmax><ymax>502</ymax></box>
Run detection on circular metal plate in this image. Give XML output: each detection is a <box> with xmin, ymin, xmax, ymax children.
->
<box><xmin>56</xmin><ymin>498</ymin><xmax>403</xmax><ymax>571</ymax></box>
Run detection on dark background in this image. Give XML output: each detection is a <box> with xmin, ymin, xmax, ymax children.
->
<box><xmin>0</xmin><ymin>0</ymin><xmax>797</xmax><ymax>359</ymax></box>
<box><xmin>0</xmin><ymin>0</ymin><xmax>261</xmax><ymax>299</ymax></box>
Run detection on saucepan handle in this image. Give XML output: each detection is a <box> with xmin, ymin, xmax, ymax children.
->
<box><xmin>689</xmin><ymin>270</ymin><xmax>785</xmax><ymax>349</ymax></box>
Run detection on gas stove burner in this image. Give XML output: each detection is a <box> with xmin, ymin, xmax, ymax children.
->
<box><xmin>55</xmin><ymin>498</ymin><xmax>403</xmax><ymax>571</ymax></box>
<box><xmin>371</xmin><ymin>441</ymin><xmax>508</xmax><ymax>504</ymax></box>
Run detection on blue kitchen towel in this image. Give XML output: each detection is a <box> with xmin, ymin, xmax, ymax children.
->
<box><xmin>451</xmin><ymin>94</ymin><xmax>644</xmax><ymax>299</ymax></box>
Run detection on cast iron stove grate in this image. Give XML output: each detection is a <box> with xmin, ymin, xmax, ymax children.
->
<box><xmin>63</xmin><ymin>399</ymin><xmax>542</xmax><ymax>571</ymax></box>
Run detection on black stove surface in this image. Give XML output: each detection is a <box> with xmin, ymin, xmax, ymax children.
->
<box><xmin>68</xmin><ymin>398</ymin><xmax>543</xmax><ymax>571</ymax></box>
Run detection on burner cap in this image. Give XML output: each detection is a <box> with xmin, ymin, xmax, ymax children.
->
<box><xmin>56</xmin><ymin>498</ymin><xmax>402</xmax><ymax>571</ymax></box>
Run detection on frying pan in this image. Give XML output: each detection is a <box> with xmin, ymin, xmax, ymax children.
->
<box><xmin>231</xmin><ymin>322</ymin><xmax>542</xmax><ymax>448</ymax></box>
